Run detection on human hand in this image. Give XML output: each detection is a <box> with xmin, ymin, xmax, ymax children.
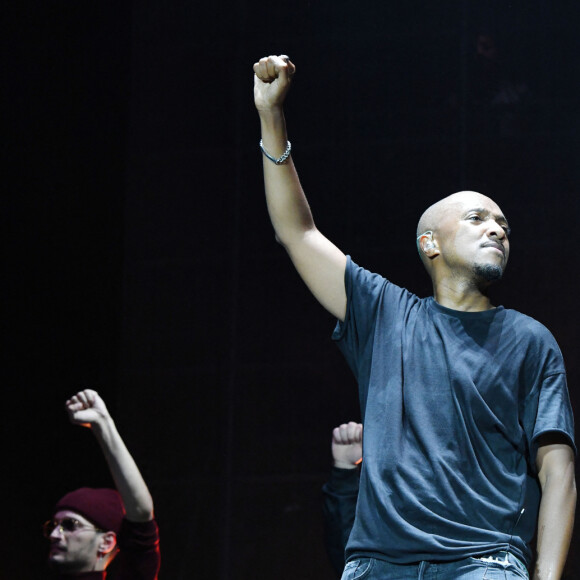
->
<box><xmin>331</xmin><ymin>422</ymin><xmax>363</xmax><ymax>469</ymax></box>
<box><xmin>253</xmin><ymin>54</ymin><xmax>296</xmax><ymax>112</ymax></box>
<box><xmin>65</xmin><ymin>389</ymin><xmax>111</xmax><ymax>429</ymax></box>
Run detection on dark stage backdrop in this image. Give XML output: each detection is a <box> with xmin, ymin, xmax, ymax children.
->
<box><xmin>3</xmin><ymin>1</ymin><xmax>579</xmax><ymax>578</ymax></box>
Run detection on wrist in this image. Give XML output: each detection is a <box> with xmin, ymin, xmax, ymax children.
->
<box><xmin>258</xmin><ymin>108</ymin><xmax>286</xmax><ymax>136</ymax></box>
<box><xmin>257</xmin><ymin>104</ymin><xmax>285</xmax><ymax>119</ymax></box>
<box><xmin>333</xmin><ymin>460</ymin><xmax>359</xmax><ymax>470</ymax></box>
<box><xmin>91</xmin><ymin>414</ymin><xmax>115</xmax><ymax>436</ymax></box>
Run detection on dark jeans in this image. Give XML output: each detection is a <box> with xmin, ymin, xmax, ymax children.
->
<box><xmin>341</xmin><ymin>551</ymin><xmax>528</xmax><ymax>579</ymax></box>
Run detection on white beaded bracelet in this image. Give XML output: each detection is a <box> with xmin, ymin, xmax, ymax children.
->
<box><xmin>260</xmin><ymin>139</ymin><xmax>292</xmax><ymax>165</ymax></box>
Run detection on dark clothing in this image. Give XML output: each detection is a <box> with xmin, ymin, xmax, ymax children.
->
<box><xmin>341</xmin><ymin>550</ymin><xmax>529</xmax><ymax>580</ymax></box>
<box><xmin>114</xmin><ymin>518</ymin><xmax>160</xmax><ymax>579</ymax></box>
<box><xmin>322</xmin><ymin>467</ymin><xmax>360</xmax><ymax>576</ymax></box>
<box><xmin>53</xmin><ymin>574</ymin><xmax>103</xmax><ymax>580</ymax></box>
<box><xmin>53</xmin><ymin>518</ymin><xmax>160</xmax><ymax>580</ymax></box>
<box><xmin>332</xmin><ymin>257</ymin><xmax>575</xmax><ymax>568</ymax></box>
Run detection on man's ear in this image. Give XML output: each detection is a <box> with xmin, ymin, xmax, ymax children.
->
<box><xmin>99</xmin><ymin>531</ymin><xmax>117</xmax><ymax>555</ymax></box>
<box><xmin>418</xmin><ymin>232</ymin><xmax>440</xmax><ymax>258</ymax></box>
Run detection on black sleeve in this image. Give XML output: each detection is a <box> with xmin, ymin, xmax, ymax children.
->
<box><xmin>112</xmin><ymin>518</ymin><xmax>161</xmax><ymax>580</ymax></box>
<box><xmin>322</xmin><ymin>467</ymin><xmax>360</xmax><ymax>577</ymax></box>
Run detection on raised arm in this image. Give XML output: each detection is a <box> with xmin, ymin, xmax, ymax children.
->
<box><xmin>66</xmin><ymin>389</ymin><xmax>154</xmax><ymax>522</ymax></box>
<box><xmin>254</xmin><ymin>55</ymin><xmax>347</xmax><ymax>320</ymax></box>
<box><xmin>533</xmin><ymin>437</ymin><xmax>576</xmax><ymax>580</ymax></box>
<box><xmin>322</xmin><ymin>422</ymin><xmax>362</xmax><ymax>575</ymax></box>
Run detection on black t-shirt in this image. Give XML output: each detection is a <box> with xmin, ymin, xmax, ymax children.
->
<box><xmin>333</xmin><ymin>257</ymin><xmax>575</xmax><ymax>567</ymax></box>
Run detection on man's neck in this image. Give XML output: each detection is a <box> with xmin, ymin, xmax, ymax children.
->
<box><xmin>433</xmin><ymin>280</ymin><xmax>494</xmax><ymax>312</ymax></box>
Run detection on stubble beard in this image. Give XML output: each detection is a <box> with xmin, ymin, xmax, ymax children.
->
<box><xmin>473</xmin><ymin>262</ymin><xmax>504</xmax><ymax>282</ymax></box>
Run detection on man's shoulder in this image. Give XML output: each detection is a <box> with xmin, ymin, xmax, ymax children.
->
<box><xmin>347</xmin><ymin>257</ymin><xmax>423</xmax><ymax>303</ymax></box>
<box><xmin>503</xmin><ymin>307</ymin><xmax>554</xmax><ymax>334</ymax></box>
<box><xmin>118</xmin><ymin>518</ymin><xmax>160</xmax><ymax>547</ymax></box>
<box><xmin>502</xmin><ymin>307</ymin><xmax>561</xmax><ymax>351</ymax></box>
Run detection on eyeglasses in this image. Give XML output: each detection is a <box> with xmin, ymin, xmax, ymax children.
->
<box><xmin>42</xmin><ymin>517</ymin><xmax>104</xmax><ymax>538</ymax></box>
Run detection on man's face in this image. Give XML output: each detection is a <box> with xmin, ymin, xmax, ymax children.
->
<box><xmin>46</xmin><ymin>510</ymin><xmax>104</xmax><ymax>573</ymax></box>
<box><xmin>434</xmin><ymin>193</ymin><xmax>510</xmax><ymax>283</ymax></box>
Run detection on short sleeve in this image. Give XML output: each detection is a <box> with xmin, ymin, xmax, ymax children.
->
<box><xmin>332</xmin><ymin>256</ymin><xmax>391</xmax><ymax>377</ymax></box>
<box><xmin>529</xmin><ymin>371</ymin><xmax>576</xmax><ymax>462</ymax></box>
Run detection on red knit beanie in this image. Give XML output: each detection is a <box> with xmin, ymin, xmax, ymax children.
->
<box><xmin>54</xmin><ymin>488</ymin><xmax>125</xmax><ymax>534</ymax></box>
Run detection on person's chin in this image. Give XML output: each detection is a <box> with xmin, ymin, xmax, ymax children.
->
<box><xmin>473</xmin><ymin>262</ymin><xmax>504</xmax><ymax>282</ymax></box>
<box><xmin>48</xmin><ymin>550</ymin><xmax>67</xmax><ymax>566</ymax></box>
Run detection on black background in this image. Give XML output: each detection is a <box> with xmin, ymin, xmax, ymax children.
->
<box><xmin>3</xmin><ymin>1</ymin><xmax>579</xmax><ymax>578</ymax></box>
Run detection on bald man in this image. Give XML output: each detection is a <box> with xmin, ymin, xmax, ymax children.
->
<box><xmin>253</xmin><ymin>55</ymin><xmax>575</xmax><ymax>580</ymax></box>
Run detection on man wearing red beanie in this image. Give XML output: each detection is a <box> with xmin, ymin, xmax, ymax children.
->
<box><xmin>44</xmin><ymin>390</ymin><xmax>160</xmax><ymax>579</ymax></box>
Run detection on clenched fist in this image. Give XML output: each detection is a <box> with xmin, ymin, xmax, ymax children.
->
<box><xmin>253</xmin><ymin>54</ymin><xmax>296</xmax><ymax>112</ymax></box>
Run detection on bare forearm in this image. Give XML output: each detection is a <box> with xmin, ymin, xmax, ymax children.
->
<box><xmin>254</xmin><ymin>55</ymin><xmax>347</xmax><ymax>319</ymax></box>
<box><xmin>259</xmin><ymin>107</ymin><xmax>316</xmax><ymax>246</ymax></box>
<box><xmin>533</xmin><ymin>465</ymin><xmax>576</xmax><ymax>580</ymax></box>
<box><xmin>93</xmin><ymin>418</ymin><xmax>154</xmax><ymax>522</ymax></box>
